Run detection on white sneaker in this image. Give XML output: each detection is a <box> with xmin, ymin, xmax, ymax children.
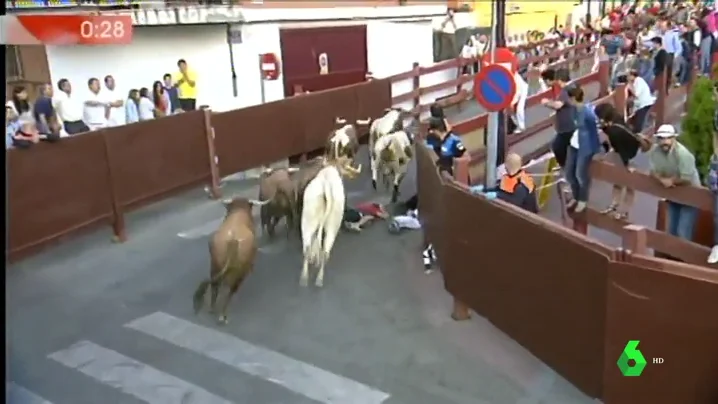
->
<box><xmin>707</xmin><ymin>245</ymin><xmax>718</xmax><ymax>264</ymax></box>
<box><xmin>574</xmin><ymin>201</ymin><xmax>587</xmax><ymax>213</ymax></box>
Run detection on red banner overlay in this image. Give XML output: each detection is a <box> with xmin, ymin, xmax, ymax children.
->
<box><xmin>12</xmin><ymin>15</ymin><xmax>133</xmax><ymax>45</ymax></box>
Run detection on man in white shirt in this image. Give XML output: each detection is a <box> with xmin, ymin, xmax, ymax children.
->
<box><xmin>511</xmin><ymin>71</ymin><xmax>529</xmax><ymax>133</ymax></box>
<box><xmin>460</xmin><ymin>39</ymin><xmax>476</xmax><ymax>75</ymax></box>
<box><xmin>102</xmin><ymin>75</ymin><xmax>125</xmax><ymax>127</ymax></box>
<box><xmin>53</xmin><ymin>78</ymin><xmax>89</xmax><ymax>135</ymax></box>
<box><xmin>627</xmin><ymin>69</ymin><xmax>655</xmax><ymax>133</ymax></box>
<box><xmin>83</xmin><ymin>77</ymin><xmax>109</xmax><ymax>130</ymax></box>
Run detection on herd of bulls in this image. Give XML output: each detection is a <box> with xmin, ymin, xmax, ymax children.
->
<box><xmin>193</xmin><ymin>108</ymin><xmax>417</xmax><ymax>324</ymax></box>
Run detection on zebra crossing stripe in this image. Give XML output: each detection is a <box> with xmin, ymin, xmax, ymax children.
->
<box><xmin>6</xmin><ymin>382</ymin><xmax>54</xmax><ymax>404</ymax></box>
<box><xmin>125</xmin><ymin>312</ymin><xmax>391</xmax><ymax>404</ymax></box>
<box><xmin>47</xmin><ymin>340</ymin><xmax>233</xmax><ymax>404</ymax></box>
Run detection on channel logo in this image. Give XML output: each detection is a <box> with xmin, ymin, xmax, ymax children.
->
<box><xmin>617</xmin><ymin>340</ymin><xmax>664</xmax><ymax>376</ymax></box>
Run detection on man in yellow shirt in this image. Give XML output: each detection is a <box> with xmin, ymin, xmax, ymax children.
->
<box><xmin>173</xmin><ymin>59</ymin><xmax>197</xmax><ymax>111</ymax></box>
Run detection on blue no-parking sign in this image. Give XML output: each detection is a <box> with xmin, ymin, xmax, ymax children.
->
<box><xmin>473</xmin><ymin>64</ymin><xmax>517</xmax><ymax>112</ymax></box>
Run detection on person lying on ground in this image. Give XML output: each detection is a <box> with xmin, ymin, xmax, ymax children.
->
<box><xmin>343</xmin><ymin>202</ymin><xmax>389</xmax><ymax>232</ymax></box>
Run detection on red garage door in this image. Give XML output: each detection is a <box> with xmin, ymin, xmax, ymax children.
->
<box><xmin>280</xmin><ymin>25</ymin><xmax>368</xmax><ymax>96</ymax></box>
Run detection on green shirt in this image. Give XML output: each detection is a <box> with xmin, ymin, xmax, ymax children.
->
<box><xmin>648</xmin><ymin>142</ymin><xmax>701</xmax><ymax>186</ymax></box>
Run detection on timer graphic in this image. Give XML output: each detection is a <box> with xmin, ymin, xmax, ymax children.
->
<box><xmin>5</xmin><ymin>14</ymin><xmax>133</xmax><ymax>45</ymax></box>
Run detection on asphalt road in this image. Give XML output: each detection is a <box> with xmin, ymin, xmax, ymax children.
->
<box><xmin>7</xmin><ymin>146</ymin><xmax>596</xmax><ymax>404</ymax></box>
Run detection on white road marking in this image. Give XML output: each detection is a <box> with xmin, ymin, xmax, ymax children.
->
<box><xmin>6</xmin><ymin>382</ymin><xmax>54</xmax><ymax>404</ymax></box>
<box><xmin>176</xmin><ymin>190</ymin><xmax>370</xmax><ymax>240</ymax></box>
<box><xmin>47</xmin><ymin>340</ymin><xmax>233</xmax><ymax>404</ymax></box>
<box><xmin>125</xmin><ymin>312</ymin><xmax>391</xmax><ymax>404</ymax></box>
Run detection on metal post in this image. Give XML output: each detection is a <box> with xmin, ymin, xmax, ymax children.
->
<box><xmin>485</xmin><ymin>0</ymin><xmax>506</xmax><ymax>187</ymax></box>
<box><xmin>258</xmin><ymin>55</ymin><xmax>266</xmax><ymax>104</ymax></box>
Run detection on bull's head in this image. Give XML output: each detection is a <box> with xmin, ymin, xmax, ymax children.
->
<box><xmin>221</xmin><ymin>197</ymin><xmax>272</xmax><ymax>214</ymax></box>
<box><xmin>332</xmin><ymin>156</ymin><xmax>362</xmax><ymax>179</ymax></box>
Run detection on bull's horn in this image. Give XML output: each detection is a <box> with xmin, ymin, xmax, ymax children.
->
<box><xmin>261</xmin><ymin>166</ymin><xmax>273</xmax><ymax>175</ymax></box>
<box><xmin>221</xmin><ymin>198</ymin><xmax>233</xmax><ymax>205</ymax></box>
<box><xmin>355</xmin><ymin>118</ymin><xmax>371</xmax><ymax>125</ymax></box>
<box><xmin>248</xmin><ymin>198</ymin><xmax>272</xmax><ymax>206</ymax></box>
<box><xmin>286</xmin><ymin>167</ymin><xmax>300</xmax><ymax>173</ymax></box>
<box><xmin>335</xmin><ymin>117</ymin><xmax>347</xmax><ymax>124</ymax></box>
<box><xmin>344</xmin><ymin>163</ymin><xmax>362</xmax><ymax>175</ymax></box>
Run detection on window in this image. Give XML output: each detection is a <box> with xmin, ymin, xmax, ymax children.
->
<box><xmin>6</xmin><ymin>46</ymin><xmax>22</xmax><ymax>79</ymax></box>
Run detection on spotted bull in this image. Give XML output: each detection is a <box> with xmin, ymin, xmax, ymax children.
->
<box><xmin>326</xmin><ymin>117</ymin><xmax>370</xmax><ymax>162</ymax></box>
<box><xmin>372</xmin><ymin>130</ymin><xmax>414</xmax><ymax>203</ymax></box>
<box><xmin>368</xmin><ymin>108</ymin><xmax>412</xmax><ymax>191</ymax></box>
<box><xmin>193</xmin><ymin>197</ymin><xmax>271</xmax><ymax>324</ymax></box>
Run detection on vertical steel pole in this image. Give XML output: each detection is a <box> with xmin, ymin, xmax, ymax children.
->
<box><xmin>485</xmin><ymin>0</ymin><xmax>507</xmax><ymax>186</ymax></box>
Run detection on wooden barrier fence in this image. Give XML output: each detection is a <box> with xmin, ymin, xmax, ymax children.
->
<box><xmin>415</xmin><ymin>140</ymin><xmax>718</xmax><ymax>404</ymax></box>
<box><xmin>7</xmin><ymin>35</ymin><xmax>592</xmax><ymax>261</ymax></box>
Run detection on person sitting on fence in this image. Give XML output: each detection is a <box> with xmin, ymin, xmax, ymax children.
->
<box><xmin>648</xmin><ymin>124</ymin><xmax>701</xmax><ymax>242</ymax></box>
<box><xmin>594</xmin><ymin>103</ymin><xmax>649</xmax><ymax>220</ymax></box>
<box><xmin>426</xmin><ymin>116</ymin><xmax>466</xmax><ymax>177</ymax></box>
<box><xmin>470</xmin><ymin>153</ymin><xmax>539</xmax><ymax>213</ymax></box>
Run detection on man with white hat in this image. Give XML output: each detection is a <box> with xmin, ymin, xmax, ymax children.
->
<box><xmin>648</xmin><ymin>124</ymin><xmax>701</xmax><ymax>242</ymax></box>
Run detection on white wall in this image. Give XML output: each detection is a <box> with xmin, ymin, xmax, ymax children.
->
<box><xmin>367</xmin><ymin>21</ymin><xmax>456</xmax><ymax>119</ymax></box>
<box><xmin>46</xmin><ymin>24</ymin><xmax>284</xmax><ymax>112</ymax></box>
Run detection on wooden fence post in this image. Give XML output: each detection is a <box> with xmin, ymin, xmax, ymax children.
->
<box><xmin>654</xmin><ymin>71</ymin><xmax>667</xmax><ymax>127</ymax></box>
<box><xmin>202</xmin><ymin>108</ymin><xmax>222</xmax><ymax>199</ymax></box>
<box><xmin>598</xmin><ymin>60</ymin><xmax>611</xmax><ymax>97</ymax></box>
<box><xmin>411</xmin><ymin>62</ymin><xmax>420</xmax><ymax>116</ymax></box>
<box><xmin>450</xmin><ymin>155</ymin><xmax>472</xmax><ymax>321</ymax></box>
<box><xmin>622</xmin><ymin>224</ymin><xmax>649</xmax><ymax>255</ymax></box>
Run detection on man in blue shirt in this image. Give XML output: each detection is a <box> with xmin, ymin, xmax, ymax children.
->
<box><xmin>33</xmin><ymin>83</ymin><xmax>58</xmax><ymax>135</ymax></box>
<box><xmin>163</xmin><ymin>73</ymin><xmax>181</xmax><ymax>113</ymax></box>
<box><xmin>425</xmin><ymin>117</ymin><xmax>466</xmax><ymax>177</ymax></box>
<box><xmin>661</xmin><ymin>18</ymin><xmax>682</xmax><ymax>88</ymax></box>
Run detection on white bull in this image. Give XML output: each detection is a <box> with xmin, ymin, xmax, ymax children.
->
<box><xmin>373</xmin><ymin>130</ymin><xmax>413</xmax><ymax>203</ymax></box>
<box><xmin>368</xmin><ymin>108</ymin><xmax>411</xmax><ymax>190</ymax></box>
<box><xmin>299</xmin><ymin>160</ymin><xmax>360</xmax><ymax>287</ymax></box>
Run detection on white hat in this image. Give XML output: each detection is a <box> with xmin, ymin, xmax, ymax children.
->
<box><xmin>654</xmin><ymin>124</ymin><xmax>677</xmax><ymax>139</ymax></box>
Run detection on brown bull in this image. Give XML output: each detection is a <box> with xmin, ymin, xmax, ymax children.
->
<box><xmin>258</xmin><ymin>167</ymin><xmax>298</xmax><ymax>239</ymax></box>
<box><xmin>193</xmin><ymin>197</ymin><xmax>270</xmax><ymax>325</ymax></box>
<box><xmin>292</xmin><ymin>157</ymin><xmax>325</xmax><ymax>224</ymax></box>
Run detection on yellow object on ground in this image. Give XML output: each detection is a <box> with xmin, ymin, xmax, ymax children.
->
<box><xmin>537</xmin><ymin>156</ymin><xmax>558</xmax><ymax>210</ymax></box>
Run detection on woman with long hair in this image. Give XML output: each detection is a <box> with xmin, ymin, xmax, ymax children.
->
<box><xmin>151</xmin><ymin>81</ymin><xmax>169</xmax><ymax>118</ymax></box>
<box><xmin>594</xmin><ymin>102</ymin><xmax>648</xmax><ymax>220</ymax></box>
<box><xmin>6</xmin><ymin>86</ymin><xmax>33</xmax><ymax>124</ymax></box>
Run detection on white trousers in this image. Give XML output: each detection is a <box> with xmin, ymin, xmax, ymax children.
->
<box><xmin>512</xmin><ymin>94</ymin><xmax>526</xmax><ymax>131</ymax></box>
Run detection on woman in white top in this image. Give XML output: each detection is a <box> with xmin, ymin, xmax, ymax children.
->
<box><xmin>6</xmin><ymin>86</ymin><xmax>35</xmax><ymax>126</ymax></box>
<box><xmin>138</xmin><ymin>88</ymin><xmax>155</xmax><ymax>121</ymax></box>
<box><xmin>460</xmin><ymin>38</ymin><xmax>476</xmax><ymax>75</ymax></box>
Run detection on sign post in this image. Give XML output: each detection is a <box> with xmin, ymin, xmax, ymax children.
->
<box><xmin>473</xmin><ymin>63</ymin><xmax>516</xmax><ymax>186</ymax></box>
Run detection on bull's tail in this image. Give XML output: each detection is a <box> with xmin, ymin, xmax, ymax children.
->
<box><xmin>193</xmin><ymin>238</ymin><xmax>240</xmax><ymax>314</ymax></box>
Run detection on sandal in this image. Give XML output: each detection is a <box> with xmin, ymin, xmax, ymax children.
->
<box><xmin>600</xmin><ymin>204</ymin><xmax>618</xmax><ymax>214</ymax></box>
<box><xmin>611</xmin><ymin>210</ymin><xmax>628</xmax><ymax>221</ymax></box>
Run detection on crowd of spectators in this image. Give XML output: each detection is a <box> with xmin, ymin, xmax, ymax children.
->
<box><xmin>6</xmin><ymin>58</ymin><xmax>198</xmax><ymax>150</ymax></box>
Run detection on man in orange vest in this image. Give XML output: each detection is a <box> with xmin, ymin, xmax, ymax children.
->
<box><xmin>472</xmin><ymin>153</ymin><xmax>539</xmax><ymax>213</ymax></box>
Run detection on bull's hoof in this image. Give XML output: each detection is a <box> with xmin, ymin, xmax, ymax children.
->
<box><xmin>315</xmin><ymin>278</ymin><xmax>324</xmax><ymax>287</ymax></box>
<box><xmin>217</xmin><ymin>315</ymin><xmax>229</xmax><ymax>325</ymax></box>
<box><xmin>371</xmin><ymin>179</ymin><xmax>377</xmax><ymax>190</ymax></box>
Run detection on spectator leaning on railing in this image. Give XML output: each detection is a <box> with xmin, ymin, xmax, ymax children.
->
<box><xmin>648</xmin><ymin>124</ymin><xmax>701</xmax><ymax>242</ymax></box>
